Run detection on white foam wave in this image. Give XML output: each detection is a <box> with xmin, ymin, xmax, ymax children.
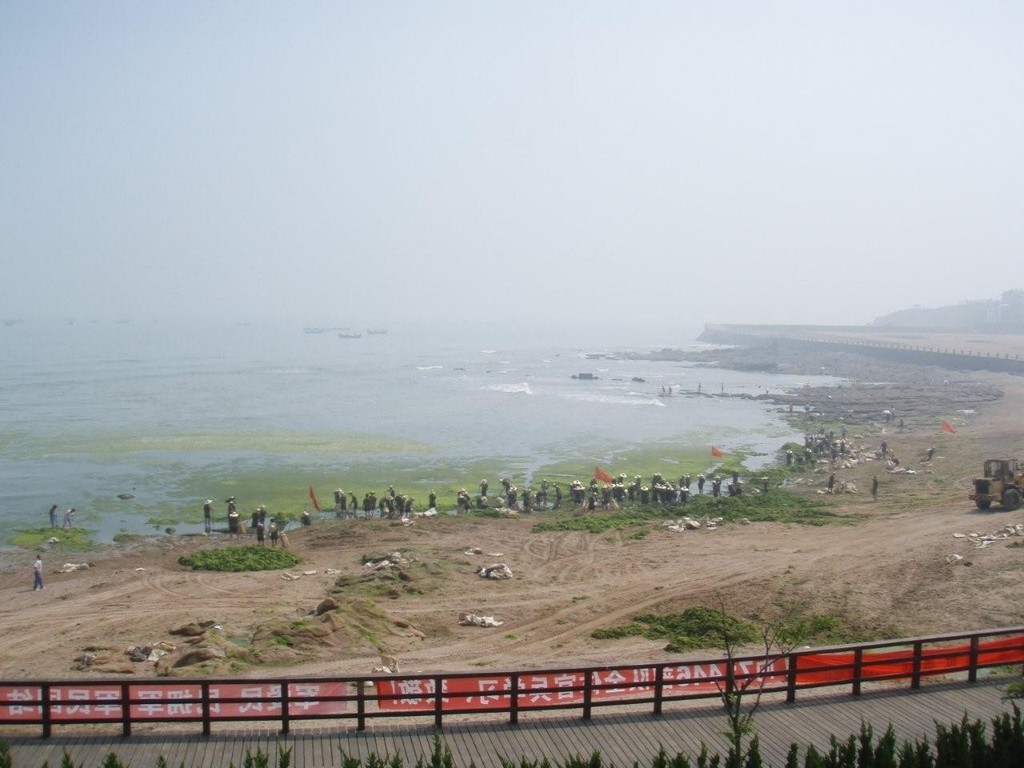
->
<box><xmin>417</xmin><ymin>365</ymin><xmax>443</xmax><ymax>371</ymax></box>
<box><xmin>562</xmin><ymin>392</ymin><xmax>665</xmax><ymax>406</ymax></box>
<box><xmin>484</xmin><ymin>382</ymin><xmax>533</xmax><ymax>395</ymax></box>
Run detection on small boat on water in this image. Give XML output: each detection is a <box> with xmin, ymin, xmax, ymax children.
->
<box><xmin>338</xmin><ymin>332</ymin><xmax>362</xmax><ymax>339</ymax></box>
<box><xmin>305</xmin><ymin>326</ymin><xmax>348</xmax><ymax>334</ymax></box>
<box><xmin>366</xmin><ymin>329</ymin><xmax>389</xmax><ymax>335</ymax></box>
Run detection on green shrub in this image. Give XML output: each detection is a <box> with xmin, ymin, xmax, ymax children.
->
<box><xmin>178</xmin><ymin>545</ymin><xmax>300</xmax><ymax>572</ymax></box>
<box><xmin>594</xmin><ymin>607</ymin><xmax>854</xmax><ymax>652</ymax></box>
<box><xmin>593</xmin><ymin>607</ymin><xmax>758</xmax><ymax>652</ymax></box>
<box><xmin>532</xmin><ymin>491</ymin><xmax>847</xmax><ymax>536</ymax></box>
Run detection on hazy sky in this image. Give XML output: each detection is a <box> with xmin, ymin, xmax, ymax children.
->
<box><xmin>2</xmin><ymin>2</ymin><xmax>1022</xmax><ymax>329</ymax></box>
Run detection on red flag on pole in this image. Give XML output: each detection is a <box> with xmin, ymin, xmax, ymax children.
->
<box><xmin>594</xmin><ymin>467</ymin><xmax>614</xmax><ymax>485</ymax></box>
<box><xmin>941</xmin><ymin>421</ymin><xmax>956</xmax><ymax>434</ymax></box>
<box><xmin>711</xmin><ymin>446</ymin><xmax>725</xmax><ymax>458</ymax></box>
<box><xmin>308</xmin><ymin>485</ymin><xmax>321</xmax><ymax>512</ymax></box>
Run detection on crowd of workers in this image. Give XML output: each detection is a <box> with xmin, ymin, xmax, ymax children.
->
<box><xmin>206</xmin><ymin>465</ymin><xmax>775</xmax><ymax>536</ymax></box>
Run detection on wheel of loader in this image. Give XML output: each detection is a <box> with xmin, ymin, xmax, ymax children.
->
<box><xmin>976</xmin><ymin>499</ymin><xmax>992</xmax><ymax>510</ymax></box>
<box><xmin>1003</xmin><ymin>489</ymin><xmax>1021</xmax><ymax>511</ymax></box>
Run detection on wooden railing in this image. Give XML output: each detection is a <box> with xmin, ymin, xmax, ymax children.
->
<box><xmin>2</xmin><ymin>626</ymin><xmax>1022</xmax><ymax>738</ymax></box>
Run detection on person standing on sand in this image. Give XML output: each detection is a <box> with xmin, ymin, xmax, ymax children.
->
<box><xmin>33</xmin><ymin>555</ymin><xmax>43</xmax><ymax>591</ymax></box>
<box><xmin>871</xmin><ymin>476</ymin><xmax>879</xmax><ymax>500</ymax></box>
<box><xmin>48</xmin><ymin>504</ymin><xmax>58</xmax><ymax>528</ymax></box>
<box><xmin>226</xmin><ymin>496</ymin><xmax>237</xmax><ymax>532</ymax></box>
<box><xmin>203</xmin><ymin>499</ymin><xmax>213</xmax><ymax>533</ymax></box>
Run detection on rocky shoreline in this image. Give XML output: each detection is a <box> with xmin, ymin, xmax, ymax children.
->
<box><xmin>625</xmin><ymin>339</ymin><xmax>1004</xmax><ymax>436</ymax></box>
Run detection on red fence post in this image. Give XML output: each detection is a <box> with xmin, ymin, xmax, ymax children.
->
<box><xmin>911</xmin><ymin>641</ymin><xmax>923</xmax><ymax>689</ymax></box>
<box><xmin>583</xmin><ymin>671</ymin><xmax>593</xmax><ymax>720</ymax></box>
<box><xmin>280</xmin><ymin>680</ymin><xmax>290</xmax><ymax>735</ymax></box>
<box><xmin>357</xmin><ymin>681</ymin><xmax>367</xmax><ymax>731</ymax></box>
<box><xmin>968</xmin><ymin>637</ymin><xmax>980</xmax><ymax>683</ymax></box>
<box><xmin>121</xmin><ymin>682</ymin><xmax>131</xmax><ymax>737</ymax></box>
<box><xmin>201</xmin><ymin>681</ymin><xmax>211</xmax><ymax>737</ymax></box>
<box><xmin>510</xmin><ymin>673</ymin><xmax>519</xmax><ymax>726</ymax></box>
<box><xmin>786</xmin><ymin>653</ymin><xmax>797</xmax><ymax>703</ymax></box>
<box><xmin>653</xmin><ymin>665</ymin><xmax>664</xmax><ymax>716</ymax></box>
<box><xmin>41</xmin><ymin>682</ymin><xmax>51</xmax><ymax>739</ymax></box>
<box><xmin>433</xmin><ymin>674</ymin><xmax>444</xmax><ymax>730</ymax></box>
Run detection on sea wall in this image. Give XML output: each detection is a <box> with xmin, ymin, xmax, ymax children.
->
<box><xmin>698</xmin><ymin>324</ymin><xmax>1024</xmax><ymax>375</ymax></box>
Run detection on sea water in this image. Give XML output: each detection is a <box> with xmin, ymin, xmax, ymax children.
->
<box><xmin>0</xmin><ymin>317</ymin><xmax>840</xmax><ymax>544</ymax></box>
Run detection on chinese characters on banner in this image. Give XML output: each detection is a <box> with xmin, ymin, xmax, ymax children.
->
<box><xmin>0</xmin><ymin>682</ymin><xmax>349</xmax><ymax>722</ymax></box>
<box><xmin>375</xmin><ymin>660</ymin><xmax>788</xmax><ymax>711</ymax></box>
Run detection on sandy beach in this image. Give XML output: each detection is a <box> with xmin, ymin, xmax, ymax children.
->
<box><xmin>2</xmin><ymin>338</ymin><xmax>1023</xmax><ymax>682</ymax></box>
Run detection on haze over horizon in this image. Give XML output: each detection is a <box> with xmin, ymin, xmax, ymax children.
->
<box><xmin>2</xmin><ymin>3</ymin><xmax>1021</xmax><ymax>331</ymax></box>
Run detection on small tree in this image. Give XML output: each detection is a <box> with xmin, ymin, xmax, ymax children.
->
<box><xmin>709</xmin><ymin>592</ymin><xmax>807</xmax><ymax>768</ymax></box>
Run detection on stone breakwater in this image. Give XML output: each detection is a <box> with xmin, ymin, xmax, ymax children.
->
<box><xmin>698</xmin><ymin>324</ymin><xmax>1024</xmax><ymax>375</ymax></box>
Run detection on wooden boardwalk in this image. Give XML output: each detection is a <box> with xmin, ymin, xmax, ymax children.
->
<box><xmin>2</xmin><ymin>677</ymin><xmax>1018</xmax><ymax>767</ymax></box>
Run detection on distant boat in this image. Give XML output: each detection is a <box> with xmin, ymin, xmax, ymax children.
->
<box><xmin>366</xmin><ymin>329</ymin><xmax>389</xmax><ymax>335</ymax></box>
<box><xmin>338</xmin><ymin>332</ymin><xmax>362</xmax><ymax>339</ymax></box>
<box><xmin>305</xmin><ymin>326</ymin><xmax>348</xmax><ymax>334</ymax></box>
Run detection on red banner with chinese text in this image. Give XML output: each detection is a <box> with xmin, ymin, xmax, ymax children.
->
<box><xmin>0</xmin><ymin>681</ymin><xmax>349</xmax><ymax>722</ymax></box>
<box><xmin>375</xmin><ymin>660</ymin><xmax>787</xmax><ymax>712</ymax></box>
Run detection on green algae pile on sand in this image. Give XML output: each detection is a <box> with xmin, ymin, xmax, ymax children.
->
<box><xmin>178</xmin><ymin>545</ymin><xmax>300</xmax><ymax>571</ymax></box>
